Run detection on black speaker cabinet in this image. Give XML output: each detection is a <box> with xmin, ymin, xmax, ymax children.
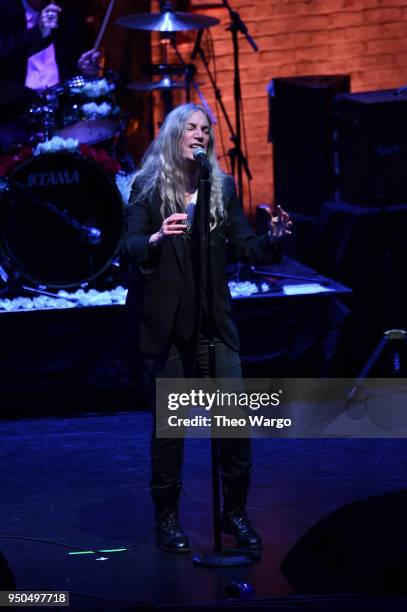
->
<box><xmin>335</xmin><ymin>89</ymin><xmax>407</xmax><ymax>206</ymax></box>
<box><xmin>270</xmin><ymin>75</ymin><xmax>351</xmax><ymax>216</ymax></box>
<box><xmin>0</xmin><ymin>549</ymin><xmax>15</xmax><ymax>590</ymax></box>
<box><xmin>280</xmin><ymin>490</ymin><xmax>407</xmax><ymax>595</ymax></box>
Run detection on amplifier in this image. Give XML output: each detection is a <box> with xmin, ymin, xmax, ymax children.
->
<box><xmin>334</xmin><ymin>89</ymin><xmax>407</xmax><ymax>206</ymax></box>
<box><xmin>269</xmin><ymin>75</ymin><xmax>351</xmax><ymax>216</ymax></box>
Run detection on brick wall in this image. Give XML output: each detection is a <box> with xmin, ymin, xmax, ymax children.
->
<box><xmin>150</xmin><ymin>0</ymin><xmax>407</xmax><ymax>213</ymax></box>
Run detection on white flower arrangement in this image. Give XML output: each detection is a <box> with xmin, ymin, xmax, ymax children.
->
<box><xmin>81</xmin><ymin>101</ymin><xmax>113</xmax><ymax>119</ymax></box>
<box><xmin>0</xmin><ymin>286</ymin><xmax>128</xmax><ymax>312</ymax></box>
<box><xmin>228</xmin><ymin>280</ymin><xmax>259</xmax><ymax>298</ymax></box>
<box><xmin>115</xmin><ymin>171</ymin><xmax>136</xmax><ymax>206</ymax></box>
<box><xmin>33</xmin><ymin>136</ymin><xmax>79</xmax><ymax>156</ymax></box>
<box><xmin>0</xmin><ymin>281</ymin><xmax>275</xmax><ymax>311</ymax></box>
<box><xmin>71</xmin><ymin>78</ymin><xmax>113</xmax><ymax>99</ymax></box>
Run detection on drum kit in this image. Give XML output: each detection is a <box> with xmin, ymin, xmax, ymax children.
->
<box><xmin>25</xmin><ymin>73</ymin><xmax>122</xmax><ymax>147</ymax></box>
<box><xmin>0</xmin><ymin>5</ymin><xmax>220</xmax><ymax>294</ymax></box>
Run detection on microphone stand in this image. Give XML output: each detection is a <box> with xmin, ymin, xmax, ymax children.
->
<box><xmin>193</xmin><ymin>161</ymin><xmax>254</xmax><ymax>567</ymax></box>
<box><xmin>13</xmin><ymin>181</ymin><xmax>102</xmax><ymax>244</ymax></box>
<box><xmin>168</xmin><ymin>36</ymin><xmax>217</xmax><ymax>124</ymax></box>
<box><xmin>223</xmin><ymin>0</ymin><xmax>258</xmax><ymax>208</ymax></box>
<box><xmin>192</xmin><ymin>31</ymin><xmax>252</xmax><ymax>202</ymax></box>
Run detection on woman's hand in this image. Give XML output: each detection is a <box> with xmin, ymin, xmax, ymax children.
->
<box><xmin>269</xmin><ymin>205</ymin><xmax>293</xmax><ymax>238</ymax></box>
<box><xmin>149</xmin><ymin>213</ymin><xmax>188</xmax><ymax>247</ymax></box>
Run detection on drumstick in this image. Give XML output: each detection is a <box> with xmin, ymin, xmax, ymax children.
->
<box><xmin>94</xmin><ymin>0</ymin><xmax>117</xmax><ymax>51</ymax></box>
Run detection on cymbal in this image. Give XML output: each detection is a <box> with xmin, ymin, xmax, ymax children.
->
<box><xmin>127</xmin><ymin>78</ymin><xmax>191</xmax><ymax>92</ymax></box>
<box><xmin>115</xmin><ymin>11</ymin><xmax>220</xmax><ymax>32</ymax></box>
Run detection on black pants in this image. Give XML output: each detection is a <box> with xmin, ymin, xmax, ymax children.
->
<box><xmin>140</xmin><ymin>333</ymin><xmax>252</xmax><ymax>491</ymax></box>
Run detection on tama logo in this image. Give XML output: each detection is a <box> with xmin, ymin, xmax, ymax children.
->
<box><xmin>27</xmin><ymin>170</ymin><xmax>80</xmax><ymax>187</ymax></box>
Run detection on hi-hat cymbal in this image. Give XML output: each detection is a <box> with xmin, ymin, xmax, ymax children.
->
<box><xmin>127</xmin><ymin>78</ymin><xmax>193</xmax><ymax>92</ymax></box>
<box><xmin>115</xmin><ymin>11</ymin><xmax>219</xmax><ymax>32</ymax></box>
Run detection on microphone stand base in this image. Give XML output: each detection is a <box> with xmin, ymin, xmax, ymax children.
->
<box><xmin>193</xmin><ymin>548</ymin><xmax>259</xmax><ymax>567</ymax></box>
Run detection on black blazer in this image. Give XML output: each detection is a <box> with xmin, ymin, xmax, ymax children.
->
<box><xmin>0</xmin><ymin>0</ymin><xmax>84</xmax><ymax>84</ymax></box>
<box><xmin>124</xmin><ymin>175</ymin><xmax>281</xmax><ymax>355</ymax></box>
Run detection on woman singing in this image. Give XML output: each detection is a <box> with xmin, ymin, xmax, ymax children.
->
<box><xmin>124</xmin><ymin>103</ymin><xmax>291</xmax><ymax>553</ymax></box>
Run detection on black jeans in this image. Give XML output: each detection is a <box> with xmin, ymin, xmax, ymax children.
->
<box><xmin>140</xmin><ymin>333</ymin><xmax>252</xmax><ymax>491</ymax></box>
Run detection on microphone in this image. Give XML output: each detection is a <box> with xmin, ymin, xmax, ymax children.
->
<box><xmin>191</xmin><ymin>28</ymin><xmax>204</xmax><ymax>60</ymax></box>
<box><xmin>13</xmin><ymin>180</ymin><xmax>102</xmax><ymax>245</ymax></box>
<box><xmin>192</xmin><ymin>147</ymin><xmax>211</xmax><ymax>172</ymax></box>
<box><xmin>83</xmin><ymin>226</ymin><xmax>102</xmax><ymax>245</ymax></box>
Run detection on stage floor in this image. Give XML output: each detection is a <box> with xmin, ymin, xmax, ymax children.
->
<box><xmin>1</xmin><ymin>411</ymin><xmax>406</xmax><ymax>610</ymax></box>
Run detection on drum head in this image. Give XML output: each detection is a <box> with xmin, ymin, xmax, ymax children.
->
<box><xmin>0</xmin><ymin>153</ymin><xmax>123</xmax><ymax>287</ymax></box>
<box><xmin>57</xmin><ymin>119</ymin><xmax>120</xmax><ymax>145</ymax></box>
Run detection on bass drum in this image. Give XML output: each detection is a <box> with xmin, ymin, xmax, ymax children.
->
<box><xmin>0</xmin><ymin>153</ymin><xmax>123</xmax><ymax>288</ymax></box>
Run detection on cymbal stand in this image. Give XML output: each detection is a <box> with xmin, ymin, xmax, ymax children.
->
<box><xmin>190</xmin><ymin>25</ymin><xmax>252</xmax><ymax>204</ymax></box>
<box><xmin>168</xmin><ymin>36</ymin><xmax>217</xmax><ymax>123</ymax></box>
<box><xmin>40</xmin><ymin>87</ymin><xmax>59</xmax><ymax>142</ymax></box>
<box><xmin>158</xmin><ymin>34</ymin><xmax>175</xmax><ymax>117</ymax></box>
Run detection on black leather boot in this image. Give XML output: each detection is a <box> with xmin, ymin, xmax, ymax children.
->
<box><xmin>151</xmin><ymin>484</ymin><xmax>190</xmax><ymax>553</ymax></box>
<box><xmin>221</xmin><ymin>480</ymin><xmax>263</xmax><ymax>550</ymax></box>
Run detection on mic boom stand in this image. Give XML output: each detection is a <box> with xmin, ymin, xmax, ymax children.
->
<box><xmin>193</xmin><ymin>164</ymin><xmax>254</xmax><ymax>567</ymax></box>
<box><xmin>223</xmin><ymin>0</ymin><xmax>258</xmax><ymax>209</ymax></box>
<box><xmin>193</xmin><ymin>42</ymin><xmax>252</xmax><ymax>185</ymax></box>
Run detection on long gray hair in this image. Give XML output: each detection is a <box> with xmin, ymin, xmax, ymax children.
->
<box><xmin>131</xmin><ymin>104</ymin><xmax>226</xmax><ymax>228</ymax></box>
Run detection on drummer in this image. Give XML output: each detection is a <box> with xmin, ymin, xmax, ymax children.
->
<box><xmin>0</xmin><ymin>1</ymin><xmax>102</xmax><ymax>93</ymax></box>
